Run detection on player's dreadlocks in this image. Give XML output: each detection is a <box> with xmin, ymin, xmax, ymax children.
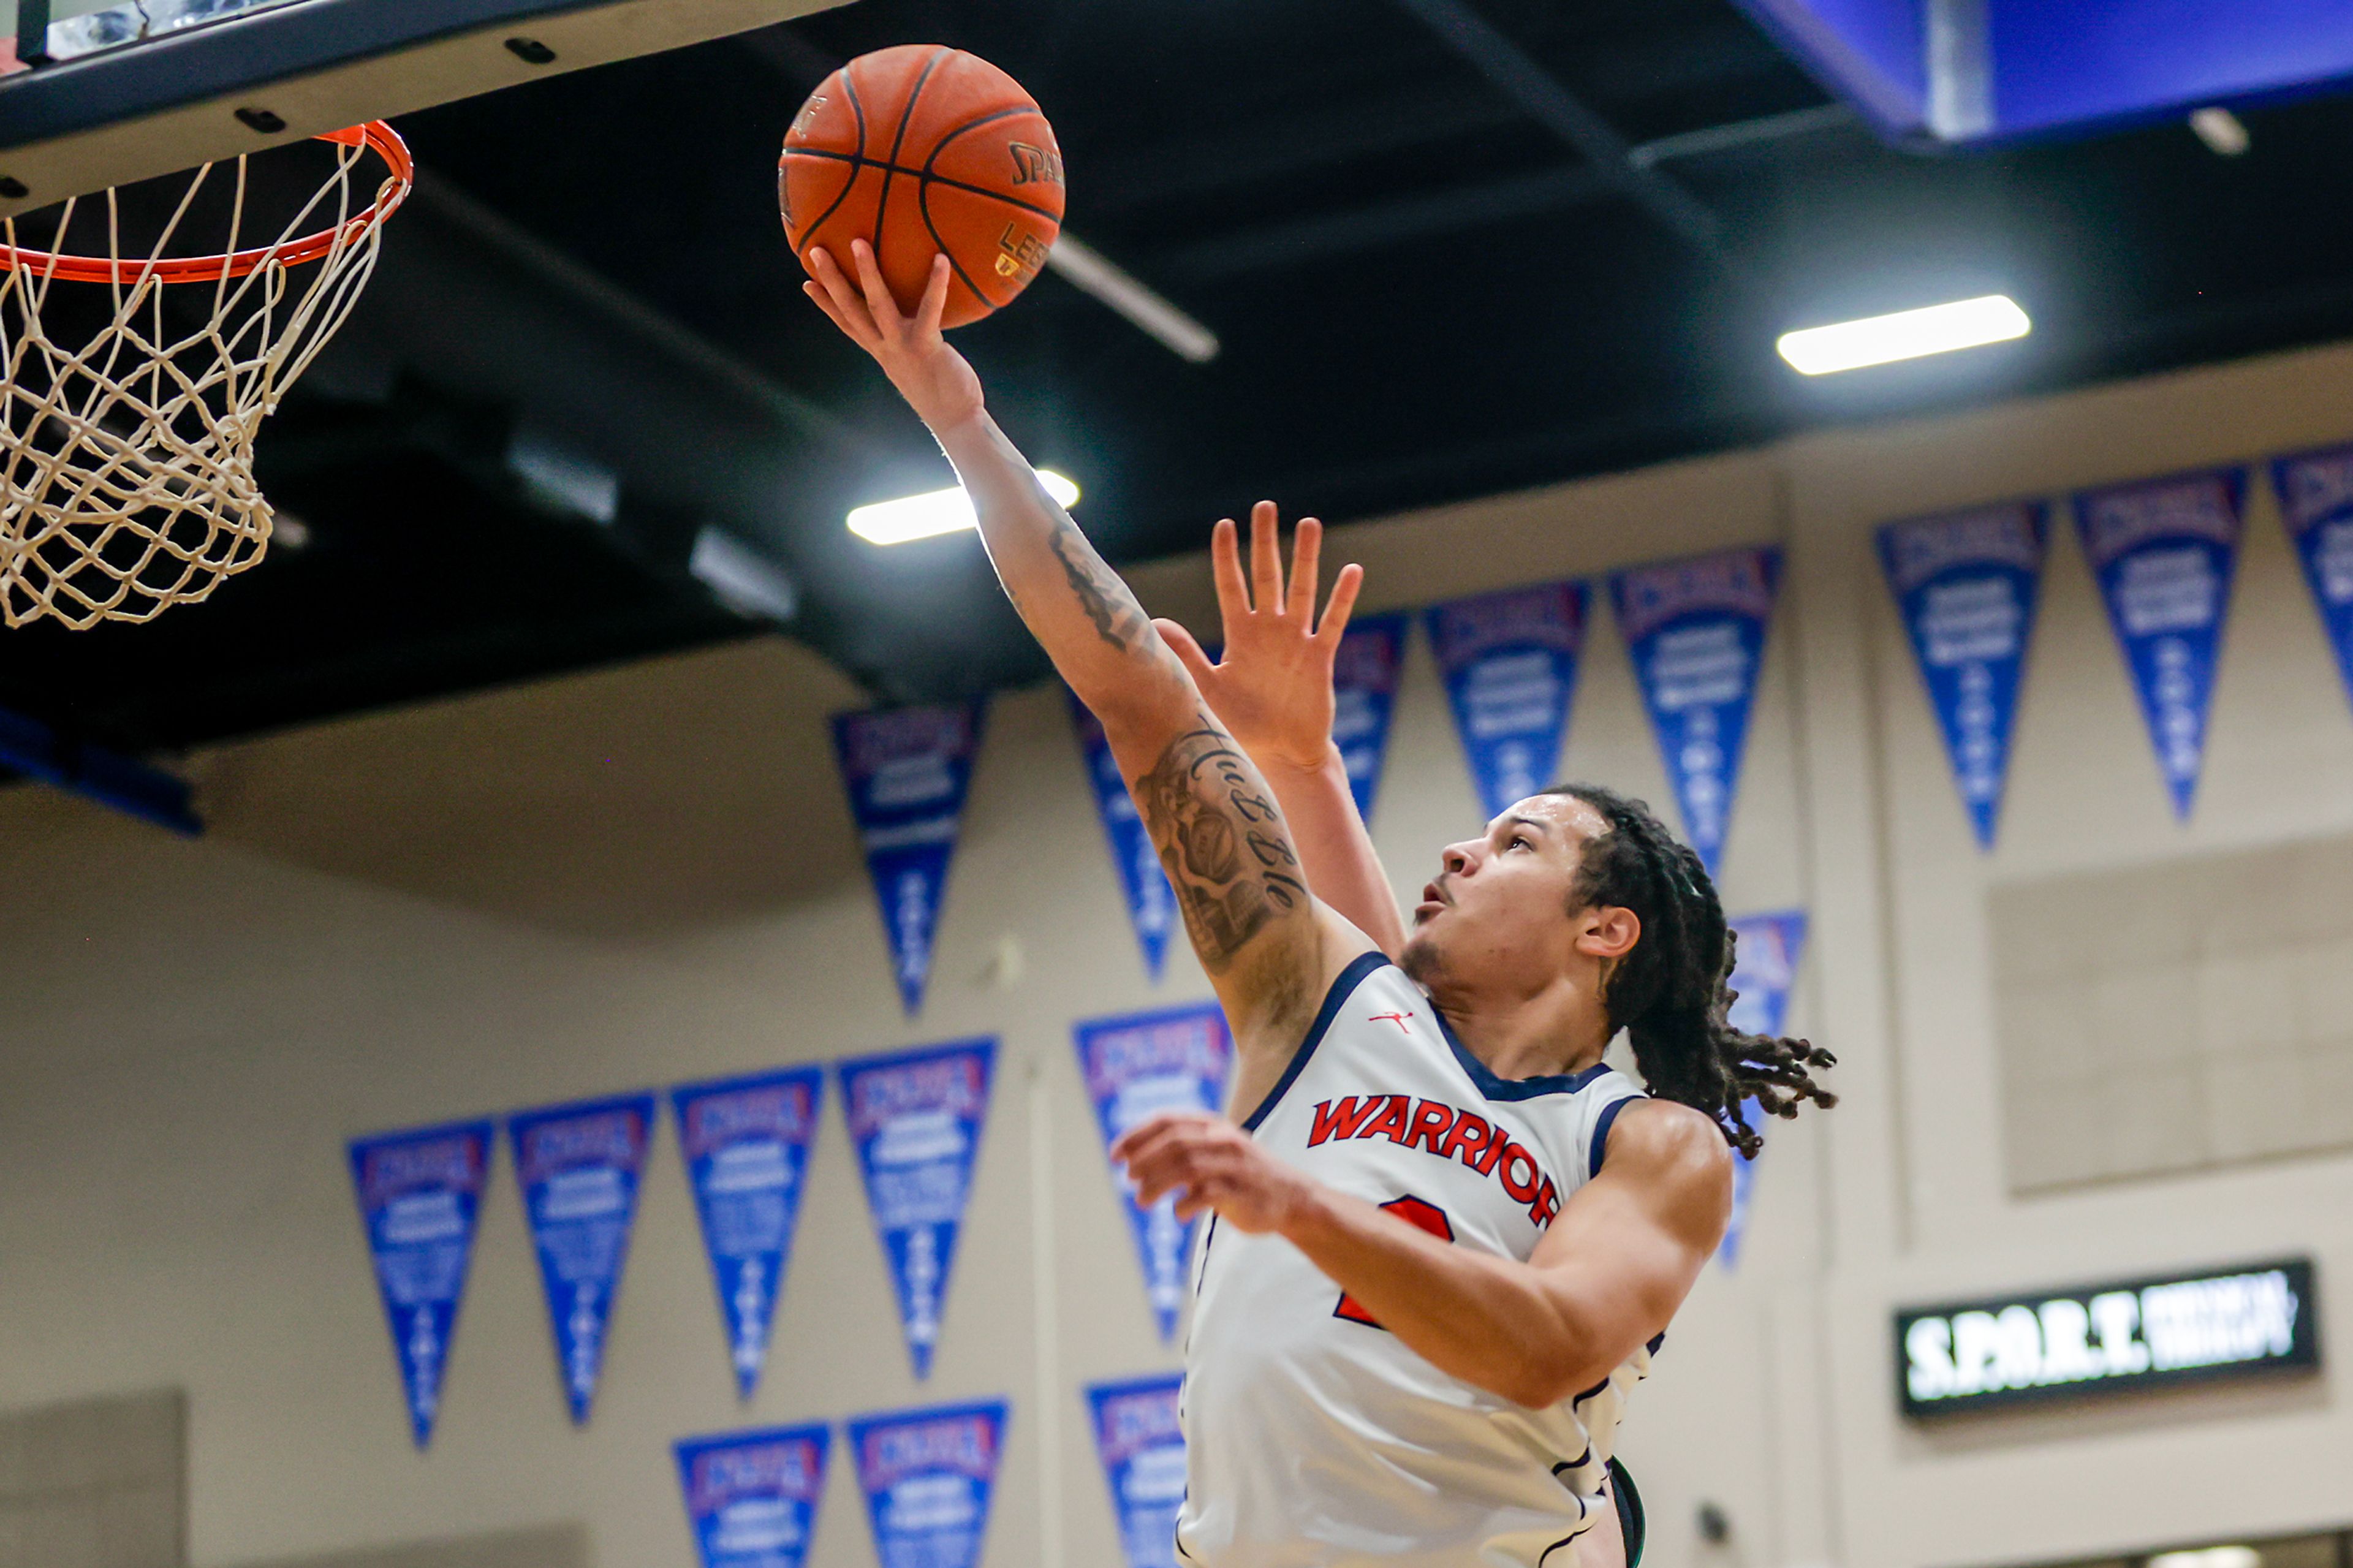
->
<box><xmin>1545</xmin><ymin>784</ymin><xmax>1836</xmax><ymax>1159</ymax></box>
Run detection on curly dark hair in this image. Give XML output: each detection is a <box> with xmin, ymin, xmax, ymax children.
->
<box><xmin>1544</xmin><ymin>783</ymin><xmax>1836</xmax><ymax>1158</ymax></box>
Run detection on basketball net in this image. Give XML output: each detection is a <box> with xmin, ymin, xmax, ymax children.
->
<box><xmin>0</xmin><ymin>123</ymin><xmax>411</xmax><ymax>629</ymax></box>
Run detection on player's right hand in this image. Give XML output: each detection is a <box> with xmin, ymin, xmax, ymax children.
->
<box><xmin>1156</xmin><ymin>500</ymin><xmax>1364</xmax><ymax>775</ymax></box>
<box><xmin>803</xmin><ymin>240</ymin><xmax>986</xmax><ymax>434</ymax></box>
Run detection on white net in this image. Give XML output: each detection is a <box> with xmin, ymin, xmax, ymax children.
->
<box><xmin>0</xmin><ymin>125</ymin><xmax>409</xmax><ymax>629</ymax></box>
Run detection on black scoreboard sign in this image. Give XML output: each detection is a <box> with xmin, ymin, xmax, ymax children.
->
<box><xmin>1895</xmin><ymin>1257</ymin><xmax>2319</xmax><ymax>1417</ymax></box>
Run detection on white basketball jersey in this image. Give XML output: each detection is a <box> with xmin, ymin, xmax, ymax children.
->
<box><xmin>1176</xmin><ymin>953</ymin><xmax>1655</xmax><ymax>1568</ymax></box>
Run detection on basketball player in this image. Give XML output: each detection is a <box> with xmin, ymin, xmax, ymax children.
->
<box><xmin>803</xmin><ymin>241</ymin><xmax>1835</xmax><ymax>1567</ymax></box>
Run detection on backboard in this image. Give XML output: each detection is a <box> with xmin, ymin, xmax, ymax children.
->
<box><xmin>1732</xmin><ymin>0</ymin><xmax>2353</xmax><ymax>146</ymax></box>
<box><xmin>0</xmin><ymin>0</ymin><xmax>853</xmax><ymax>218</ymax></box>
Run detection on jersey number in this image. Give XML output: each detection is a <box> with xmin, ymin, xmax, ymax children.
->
<box><xmin>1334</xmin><ymin>1195</ymin><xmax>1453</xmax><ymax>1329</ymax></box>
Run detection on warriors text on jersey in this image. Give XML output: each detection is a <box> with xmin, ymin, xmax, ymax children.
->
<box><xmin>1178</xmin><ymin>953</ymin><xmax>1656</xmax><ymax>1568</ymax></box>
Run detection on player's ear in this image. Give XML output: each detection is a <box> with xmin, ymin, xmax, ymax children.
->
<box><xmin>1575</xmin><ymin>904</ymin><xmax>1641</xmax><ymax>961</ymax></box>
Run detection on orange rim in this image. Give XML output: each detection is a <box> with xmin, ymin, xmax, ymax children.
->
<box><xmin>0</xmin><ymin>121</ymin><xmax>413</xmax><ymax>284</ymax></box>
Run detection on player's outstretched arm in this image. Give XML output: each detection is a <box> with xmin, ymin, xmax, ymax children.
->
<box><xmin>1156</xmin><ymin>504</ymin><xmax>1409</xmax><ymax>958</ymax></box>
<box><xmin>1115</xmin><ymin>1099</ymin><xmax>1730</xmax><ymax>1407</ymax></box>
<box><xmin>805</xmin><ymin>243</ymin><xmax>1365</xmax><ymax>1059</ymax></box>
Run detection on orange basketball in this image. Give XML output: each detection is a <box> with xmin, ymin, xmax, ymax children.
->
<box><xmin>781</xmin><ymin>45</ymin><xmax>1065</xmax><ymax>329</ymax></box>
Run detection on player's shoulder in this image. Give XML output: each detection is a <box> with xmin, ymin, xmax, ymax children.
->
<box><xmin>1597</xmin><ymin>1097</ymin><xmax>1734</xmax><ymax>1192</ymax></box>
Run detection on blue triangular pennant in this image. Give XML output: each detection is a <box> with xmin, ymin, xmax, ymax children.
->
<box><xmin>507</xmin><ymin>1092</ymin><xmax>656</xmax><ymax>1424</ymax></box>
<box><xmin>2270</xmin><ymin>446</ymin><xmax>2353</xmax><ymax>721</ymax></box>
<box><xmin>838</xmin><ymin>1040</ymin><xmax>996</xmax><ymax>1379</ymax></box>
<box><xmin>1718</xmin><ymin>910</ymin><xmax>1807</xmax><ymax>1270</ymax></box>
<box><xmin>1072</xmin><ymin>1003</ymin><xmax>1234</xmax><ymax>1341</ymax></box>
<box><xmin>1332</xmin><ymin>612</ymin><xmax>1409</xmax><ymax>822</ymax></box>
<box><xmin>847</xmin><ymin>1399</ymin><xmax>1009</xmax><ymax>1568</ymax></box>
<box><xmin>830</xmin><ymin>702</ymin><xmax>988</xmax><ymax>1014</ymax></box>
<box><xmin>1609</xmin><ymin>548</ymin><xmax>1780</xmax><ymax>878</ymax></box>
<box><xmin>1067</xmin><ymin>689</ymin><xmax>1177</xmax><ymax>981</ymax></box>
<box><xmin>1877</xmin><ymin>504</ymin><xmax>2047</xmax><ymax>849</ymax></box>
<box><xmin>2072</xmin><ymin>469</ymin><xmax>2247</xmax><ymax>819</ymax></box>
<box><xmin>347</xmin><ymin>1118</ymin><xmax>493</xmax><ymax>1447</ymax></box>
<box><xmin>675</xmin><ymin>1423</ymin><xmax>832</xmax><ymax>1568</ymax></box>
<box><xmin>1424</xmin><ymin>582</ymin><xmax>1588</xmax><ymax>819</ymax></box>
<box><xmin>1085</xmin><ymin>1375</ymin><xmax>1188</xmax><ymax>1568</ymax></box>
<box><xmin>672</xmin><ymin>1068</ymin><xmax>824</xmax><ymax>1400</ymax></box>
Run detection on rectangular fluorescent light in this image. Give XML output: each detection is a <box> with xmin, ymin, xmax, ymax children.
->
<box><xmin>689</xmin><ymin>526</ymin><xmax>798</xmax><ymax>621</ymax></box>
<box><xmin>1777</xmin><ymin>295</ymin><xmax>2031</xmax><ymax>375</ymax></box>
<box><xmin>849</xmin><ymin>469</ymin><xmax>1081</xmax><ymax>545</ymax></box>
<box><xmin>2149</xmin><ymin>1549</ymin><xmax>2260</xmax><ymax>1568</ymax></box>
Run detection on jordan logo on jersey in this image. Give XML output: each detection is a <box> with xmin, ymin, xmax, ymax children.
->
<box><xmin>1305</xmin><ymin>1095</ymin><xmax>1562</xmax><ymax>1225</ymax></box>
<box><xmin>1366</xmin><ymin>1010</ymin><xmax>1414</xmax><ymax>1032</ymax></box>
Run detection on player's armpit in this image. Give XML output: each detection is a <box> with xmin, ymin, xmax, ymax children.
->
<box><xmin>1523</xmin><ymin>1100</ymin><xmax>1733</xmax><ymax>1398</ymax></box>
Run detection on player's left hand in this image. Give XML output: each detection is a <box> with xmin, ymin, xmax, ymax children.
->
<box><xmin>1113</xmin><ymin>1110</ymin><xmax>1314</xmax><ymax>1234</ymax></box>
<box><xmin>1155</xmin><ymin>501</ymin><xmax>1363</xmax><ymax>776</ymax></box>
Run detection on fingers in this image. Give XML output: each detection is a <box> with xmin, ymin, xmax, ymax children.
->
<box><xmin>1155</xmin><ymin>618</ymin><xmax>1218</xmax><ymax>683</ymax></box>
<box><xmin>1316</xmin><ymin>561</ymin><xmax>1365</xmax><ymax>645</ymax></box>
<box><xmin>805</xmin><ymin>249</ymin><xmax>881</xmax><ymax>347</ymax></box>
<box><xmin>1248</xmin><ymin>499</ymin><xmax>1284</xmax><ymax>615</ymax></box>
<box><xmin>1110</xmin><ymin>1108</ymin><xmax>1217</xmax><ymax>1164</ymax></box>
<box><xmin>801</xmin><ymin>279</ymin><xmax>857</xmax><ymax>338</ymax></box>
<box><xmin>1209</xmin><ymin>517</ymin><xmax>1251</xmax><ymax>621</ymax></box>
<box><xmin>1287</xmin><ymin>517</ymin><xmax>1323</xmax><ymax>623</ymax></box>
<box><xmin>1127</xmin><ymin>1137</ymin><xmax>1226</xmax><ymax>1210</ymax></box>
<box><xmin>916</xmin><ymin>252</ymin><xmax>952</xmax><ymax>336</ymax></box>
<box><xmin>848</xmin><ymin>238</ymin><xmax>904</xmax><ymax>330</ymax></box>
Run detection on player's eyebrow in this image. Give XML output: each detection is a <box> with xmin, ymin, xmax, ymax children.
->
<box><xmin>1498</xmin><ymin>814</ymin><xmax>1550</xmax><ymax>838</ymax></box>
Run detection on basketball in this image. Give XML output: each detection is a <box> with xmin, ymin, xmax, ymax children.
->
<box><xmin>780</xmin><ymin>45</ymin><xmax>1066</xmax><ymax>328</ymax></box>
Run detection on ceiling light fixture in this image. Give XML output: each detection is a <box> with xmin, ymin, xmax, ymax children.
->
<box><xmin>2148</xmin><ymin>1548</ymin><xmax>2261</xmax><ymax>1568</ymax></box>
<box><xmin>2189</xmin><ymin>107</ymin><xmax>2251</xmax><ymax>156</ymax></box>
<box><xmin>1776</xmin><ymin>295</ymin><xmax>2031</xmax><ymax>375</ymax></box>
<box><xmin>689</xmin><ymin>526</ymin><xmax>799</xmax><ymax>621</ymax></box>
<box><xmin>849</xmin><ymin>470</ymin><xmax>1082</xmax><ymax>545</ymax></box>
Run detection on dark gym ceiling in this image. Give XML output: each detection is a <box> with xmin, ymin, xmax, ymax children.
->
<box><xmin>13</xmin><ymin>0</ymin><xmax>2353</xmax><ymax>757</ymax></box>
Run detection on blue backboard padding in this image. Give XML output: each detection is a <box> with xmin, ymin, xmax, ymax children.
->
<box><xmin>1734</xmin><ymin>0</ymin><xmax>2353</xmax><ymax>145</ymax></box>
<box><xmin>1730</xmin><ymin>0</ymin><xmax>1927</xmax><ymax>134</ymax></box>
<box><xmin>1990</xmin><ymin>0</ymin><xmax>2353</xmax><ymax>137</ymax></box>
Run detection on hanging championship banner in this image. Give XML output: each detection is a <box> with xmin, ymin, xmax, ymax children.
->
<box><xmin>1072</xmin><ymin>1003</ymin><xmax>1235</xmax><ymax>1341</ymax></box>
<box><xmin>2270</xmin><ymin>446</ymin><xmax>2353</xmax><ymax>718</ymax></box>
<box><xmin>1876</xmin><ymin>504</ymin><xmax>2047</xmax><ymax>849</ymax></box>
<box><xmin>2072</xmin><ymin>469</ymin><xmax>2246</xmax><ymax>819</ymax></box>
<box><xmin>1085</xmin><ymin>1374</ymin><xmax>1188</xmax><ymax>1568</ymax></box>
<box><xmin>672</xmin><ymin>1067</ymin><xmax>824</xmax><ymax>1401</ymax></box>
<box><xmin>1332</xmin><ymin>612</ymin><xmax>1409</xmax><ymax>822</ymax></box>
<box><xmin>1718</xmin><ymin>910</ymin><xmax>1808</xmax><ymax>1270</ymax></box>
<box><xmin>839</xmin><ymin>1040</ymin><xmax>997</xmax><ymax>1379</ymax></box>
<box><xmin>675</xmin><ymin>1423</ymin><xmax>832</xmax><ymax>1568</ymax></box>
<box><xmin>1067</xmin><ymin>689</ymin><xmax>1177</xmax><ymax>982</ymax></box>
<box><xmin>1425</xmin><ymin>582</ymin><xmax>1588</xmax><ymax>818</ymax></box>
<box><xmin>508</xmin><ymin>1092</ymin><xmax>656</xmax><ymax>1424</ymax></box>
<box><xmin>847</xmin><ymin>1399</ymin><xmax>1009</xmax><ymax>1568</ymax></box>
<box><xmin>830</xmin><ymin>702</ymin><xmax>988</xmax><ymax>1014</ymax></box>
<box><xmin>1609</xmin><ymin>547</ymin><xmax>1781</xmax><ymax>878</ymax></box>
<box><xmin>347</xmin><ymin>1118</ymin><xmax>494</xmax><ymax>1447</ymax></box>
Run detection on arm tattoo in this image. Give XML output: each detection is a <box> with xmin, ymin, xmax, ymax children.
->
<box><xmin>1050</xmin><ymin>522</ymin><xmax>1154</xmax><ymax>655</ymax></box>
<box><xmin>1135</xmin><ymin>716</ymin><xmax>1311</xmax><ymax>974</ymax></box>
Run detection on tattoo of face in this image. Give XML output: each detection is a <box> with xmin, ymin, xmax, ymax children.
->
<box><xmin>1135</xmin><ymin>718</ymin><xmax>1309</xmax><ymax>972</ymax></box>
<box><xmin>1050</xmin><ymin>524</ymin><xmax>1153</xmax><ymax>654</ymax></box>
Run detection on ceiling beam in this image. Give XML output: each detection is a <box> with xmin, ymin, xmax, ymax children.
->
<box><xmin>1155</xmin><ymin>164</ymin><xmax>1612</xmax><ymax>284</ymax></box>
<box><xmin>1389</xmin><ymin>0</ymin><xmax>1748</xmax><ymax>283</ymax></box>
<box><xmin>1631</xmin><ymin>102</ymin><xmax>1853</xmax><ymax>167</ymax></box>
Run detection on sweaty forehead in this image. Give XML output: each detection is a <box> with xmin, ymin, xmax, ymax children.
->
<box><xmin>1494</xmin><ymin>793</ymin><xmax>1609</xmax><ymax>851</ymax></box>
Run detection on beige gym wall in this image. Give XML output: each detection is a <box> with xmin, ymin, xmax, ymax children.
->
<box><xmin>1</xmin><ymin>333</ymin><xmax>2349</xmax><ymax>1568</ymax></box>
